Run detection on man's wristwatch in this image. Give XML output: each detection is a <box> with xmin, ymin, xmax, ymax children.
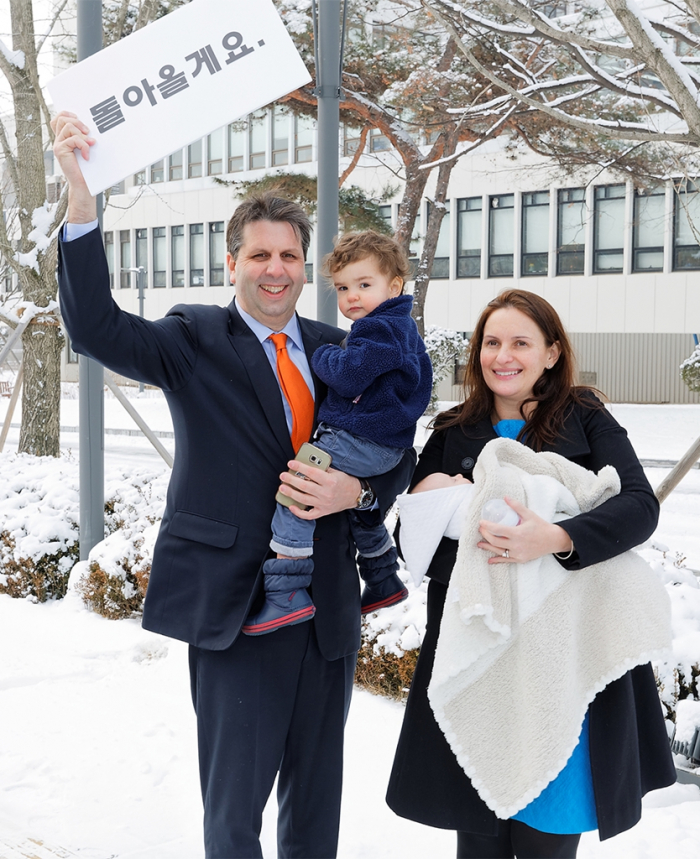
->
<box><xmin>355</xmin><ymin>478</ymin><xmax>375</xmax><ymax>510</ymax></box>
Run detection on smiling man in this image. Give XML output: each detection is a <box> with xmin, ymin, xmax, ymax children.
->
<box><xmin>51</xmin><ymin>111</ymin><xmax>415</xmax><ymax>859</ymax></box>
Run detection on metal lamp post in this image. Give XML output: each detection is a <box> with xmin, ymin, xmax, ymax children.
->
<box><xmin>312</xmin><ymin>0</ymin><xmax>347</xmax><ymax>326</ymax></box>
<box><xmin>77</xmin><ymin>0</ymin><xmax>104</xmax><ymax>559</ymax></box>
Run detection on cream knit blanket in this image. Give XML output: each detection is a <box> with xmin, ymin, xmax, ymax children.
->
<box><xmin>427</xmin><ymin>437</ymin><xmax>672</xmax><ymax>819</ymax></box>
<box><xmin>397</xmin><ymin>483</ymin><xmax>474</xmax><ymax>586</ymax></box>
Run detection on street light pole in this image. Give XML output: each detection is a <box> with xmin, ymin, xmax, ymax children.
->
<box><xmin>313</xmin><ymin>0</ymin><xmax>342</xmax><ymax>326</ymax></box>
<box><xmin>77</xmin><ymin>0</ymin><xmax>104</xmax><ymax>559</ymax></box>
<box><xmin>127</xmin><ymin>266</ymin><xmax>146</xmax><ymax>393</ymax></box>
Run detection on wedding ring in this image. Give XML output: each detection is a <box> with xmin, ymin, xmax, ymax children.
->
<box><xmin>503</xmin><ymin>549</ymin><xmax>509</xmax><ymax>559</ymax></box>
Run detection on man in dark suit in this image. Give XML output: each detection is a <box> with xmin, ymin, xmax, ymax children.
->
<box><xmin>52</xmin><ymin>112</ymin><xmax>415</xmax><ymax>858</ymax></box>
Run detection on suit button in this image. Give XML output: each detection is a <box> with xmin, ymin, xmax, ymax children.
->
<box><xmin>461</xmin><ymin>457</ymin><xmax>474</xmax><ymax>470</ymax></box>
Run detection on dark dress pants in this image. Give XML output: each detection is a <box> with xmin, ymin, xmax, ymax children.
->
<box><xmin>189</xmin><ymin>620</ymin><xmax>356</xmax><ymax>859</ymax></box>
<box><xmin>457</xmin><ymin>822</ymin><xmax>581</xmax><ymax>858</ymax></box>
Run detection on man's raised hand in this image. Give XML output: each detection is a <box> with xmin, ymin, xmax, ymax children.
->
<box><xmin>51</xmin><ymin>111</ymin><xmax>97</xmax><ymax>224</ymax></box>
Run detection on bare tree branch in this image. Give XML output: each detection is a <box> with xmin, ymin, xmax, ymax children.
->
<box><xmin>427</xmin><ymin>1</ymin><xmax>698</xmax><ymax>146</ymax></box>
<box><xmin>0</xmin><ymin>116</ymin><xmax>20</xmax><ymax>195</ymax></box>
<box><xmin>36</xmin><ymin>0</ymin><xmax>69</xmax><ymax>52</ymax></box>
<box><xmin>338</xmin><ymin>125</ymin><xmax>370</xmax><ymax>187</ymax></box>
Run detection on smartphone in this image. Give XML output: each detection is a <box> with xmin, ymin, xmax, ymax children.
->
<box><xmin>275</xmin><ymin>442</ymin><xmax>332</xmax><ymax>510</ymax></box>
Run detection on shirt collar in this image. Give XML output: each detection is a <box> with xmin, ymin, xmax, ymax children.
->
<box><xmin>234</xmin><ymin>298</ymin><xmax>305</xmax><ymax>352</ymax></box>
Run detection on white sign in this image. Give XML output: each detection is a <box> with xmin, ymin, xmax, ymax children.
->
<box><xmin>46</xmin><ymin>0</ymin><xmax>311</xmax><ymax>195</ymax></box>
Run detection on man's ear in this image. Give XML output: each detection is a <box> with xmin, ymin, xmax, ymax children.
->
<box><xmin>391</xmin><ymin>276</ymin><xmax>403</xmax><ymax>296</ymax></box>
<box><xmin>226</xmin><ymin>251</ymin><xmax>236</xmax><ymax>284</ymax></box>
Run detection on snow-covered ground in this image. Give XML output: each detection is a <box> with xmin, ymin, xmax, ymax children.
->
<box><xmin>1</xmin><ymin>390</ymin><xmax>699</xmax><ymax>857</ymax></box>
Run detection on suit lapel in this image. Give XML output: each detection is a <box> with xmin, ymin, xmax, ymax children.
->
<box><xmin>226</xmin><ymin>303</ymin><xmax>293</xmax><ymax>459</ymax></box>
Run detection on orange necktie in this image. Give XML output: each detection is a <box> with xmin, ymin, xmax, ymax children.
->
<box><xmin>269</xmin><ymin>332</ymin><xmax>314</xmax><ymax>453</ymax></box>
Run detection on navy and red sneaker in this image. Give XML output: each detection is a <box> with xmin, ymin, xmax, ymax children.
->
<box><xmin>360</xmin><ymin>573</ymin><xmax>408</xmax><ymax>615</ymax></box>
<box><xmin>242</xmin><ymin>587</ymin><xmax>316</xmax><ymax>636</ymax></box>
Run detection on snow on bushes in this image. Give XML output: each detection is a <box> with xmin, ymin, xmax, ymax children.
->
<box><xmin>680</xmin><ymin>343</ymin><xmax>700</xmax><ymax>393</ymax></box>
<box><xmin>0</xmin><ymin>453</ymin><xmax>80</xmax><ymax>601</ymax></box>
<box><xmin>0</xmin><ymin>451</ymin><xmax>168</xmax><ymax>612</ymax></box>
<box><xmin>78</xmin><ymin>467</ymin><xmax>169</xmax><ymax>619</ymax></box>
<box><xmin>423</xmin><ymin>326</ymin><xmax>467</xmax><ymax>413</ymax></box>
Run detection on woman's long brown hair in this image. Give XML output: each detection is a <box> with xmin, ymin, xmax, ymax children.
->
<box><xmin>434</xmin><ymin>290</ymin><xmax>601</xmax><ymax>450</ymax></box>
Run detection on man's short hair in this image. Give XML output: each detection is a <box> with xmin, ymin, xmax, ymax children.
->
<box><xmin>321</xmin><ymin>230</ymin><xmax>410</xmax><ymax>289</ymax></box>
<box><xmin>226</xmin><ymin>193</ymin><xmax>312</xmax><ymax>259</ymax></box>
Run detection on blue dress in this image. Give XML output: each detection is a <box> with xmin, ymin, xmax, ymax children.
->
<box><xmin>493</xmin><ymin>419</ymin><xmax>598</xmax><ymax>835</ymax></box>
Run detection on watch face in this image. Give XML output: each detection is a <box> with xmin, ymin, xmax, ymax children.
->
<box><xmin>357</xmin><ymin>487</ymin><xmax>373</xmax><ymax>509</ymax></box>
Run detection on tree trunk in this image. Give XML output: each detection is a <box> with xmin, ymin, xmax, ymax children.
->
<box><xmin>8</xmin><ymin>0</ymin><xmax>63</xmax><ymax>457</ymax></box>
<box><xmin>19</xmin><ymin>314</ymin><xmax>62</xmax><ymax>456</ymax></box>
<box><xmin>395</xmin><ymin>159</ymin><xmax>431</xmax><ymax>255</ymax></box>
<box><xmin>411</xmin><ymin>133</ymin><xmax>458</xmax><ymax>338</ymax></box>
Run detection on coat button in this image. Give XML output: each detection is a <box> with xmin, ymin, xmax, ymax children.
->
<box><xmin>461</xmin><ymin>457</ymin><xmax>474</xmax><ymax>470</ymax></box>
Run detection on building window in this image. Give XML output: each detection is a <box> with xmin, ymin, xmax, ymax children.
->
<box><xmin>110</xmin><ymin>181</ymin><xmax>125</xmax><ymax>195</ymax></box>
<box><xmin>249</xmin><ymin>108</ymin><xmax>267</xmax><ymax>170</ymax></box>
<box><xmin>119</xmin><ymin>230</ymin><xmax>131</xmax><ymax>288</ymax></box>
<box><xmin>169</xmin><ymin>150</ymin><xmax>183</xmax><ymax>181</ymax></box>
<box><xmin>521</xmin><ymin>191</ymin><xmax>550</xmax><ymax>276</ymax></box>
<box><xmin>488</xmin><ymin>194</ymin><xmax>514</xmax><ymax>277</ymax></box>
<box><xmin>171</xmin><ymin>225</ymin><xmax>185</xmax><ymax>286</ymax></box>
<box><xmin>633</xmin><ymin>186</ymin><xmax>665</xmax><ymax>272</ymax></box>
<box><xmin>104</xmin><ymin>231</ymin><xmax>115</xmax><ymax>289</ymax></box>
<box><xmin>153</xmin><ymin>227</ymin><xmax>166</xmax><ymax>287</ymax></box>
<box><xmin>188</xmin><ymin>140</ymin><xmax>203</xmax><ymax>178</ymax></box>
<box><xmin>272</xmin><ymin>106</ymin><xmax>289</xmax><ymax>166</ymax></box>
<box><xmin>373</xmin><ymin>23</ymin><xmax>399</xmax><ymax>50</ymax></box>
<box><xmin>228</xmin><ymin>123</ymin><xmax>245</xmax><ymax>172</ymax></box>
<box><xmin>557</xmin><ymin>188</ymin><xmax>586</xmax><ymax>275</ymax></box>
<box><xmin>150</xmin><ymin>160</ymin><xmax>164</xmax><ymax>183</ymax></box>
<box><xmin>134</xmin><ymin>169</ymin><xmax>147</xmax><ymax>185</ymax></box>
<box><xmin>378</xmin><ymin>204</ymin><xmax>393</xmax><ymax>228</ymax></box>
<box><xmin>428</xmin><ymin>201</ymin><xmax>450</xmax><ymax>279</ymax></box>
<box><xmin>295</xmin><ymin>114</ymin><xmax>313</xmax><ymax>163</ymax></box>
<box><xmin>343</xmin><ymin>124</ymin><xmax>362</xmax><ymax>156</ymax></box>
<box><xmin>46</xmin><ymin>179</ymin><xmax>63</xmax><ymax>203</ymax></box>
<box><xmin>190</xmin><ymin>223</ymin><xmax>204</xmax><ymax>286</ymax></box>
<box><xmin>209</xmin><ymin>222</ymin><xmax>225</xmax><ymax>286</ymax></box>
<box><xmin>673</xmin><ymin>179</ymin><xmax>700</xmax><ymax>270</ymax></box>
<box><xmin>135</xmin><ymin>228</ymin><xmax>148</xmax><ymax>284</ymax></box>
<box><xmin>456</xmin><ymin>197</ymin><xmax>482</xmax><ymax>278</ymax></box>
<box><xmin>369</xmin><ymin>128</ymin><xmax>390</xmax><ymax>152</ymax></box>
<box><xmin>207</xmin><ymin>130</ymin><xmax>224</xmax><ymax>176</ymax></box>
<box><xmin>593</xmin><ymin>184</ymin><xmax>625</xmax><ymax>273</ymax></box>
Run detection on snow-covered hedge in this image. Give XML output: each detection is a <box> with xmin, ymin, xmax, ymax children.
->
<box><xmin>0</xmin><ymin>453</ymin><xmax>80</xmax><ymax>601</ymax></box>
<box><xmin>0</xmin><ymin>452</ymin><xmax>167</xmax><ymax>613</ymax></box>
<box><xmin>423</xmin><ymin>326</ymin><xmax>467</xmax><ymax>413</ymax></box>
<box><xmin>2</xmin><ymin>453</ymin><xmax>699</xmax><ymax>720</ymax></box>
<box><xmin>680</xmin><ymin>343</ymin><xmax>700</xmax><ymax>393</ymax></box>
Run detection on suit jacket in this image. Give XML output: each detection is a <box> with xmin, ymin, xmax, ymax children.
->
<box><xmin>58</xmin><ymin>228</ymin><xmax>415</xmax><ymax>658</ymax></box>
<box><xmin>387</xmin><ymin>396</ymin><xmax>676</xmax><ymax>840</ymax></box>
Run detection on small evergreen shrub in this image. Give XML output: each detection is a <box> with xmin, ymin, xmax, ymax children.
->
<box><xmin>355</xmin><ymin>625</ymin><xmax>419</xmax><ymax>700</ymax></box>
<box><xmin>680</xmin><ymin>343</ymin><xmax>700</xmax><ymax>393</ymax></box>
<box><xmin>423</xmin><ymin>326</ymin><xmax>467</xmax><ymax>413</ymax></box>
<box><xmin>0</xmin><ymin>453</ymin><xmax>80</xmax><ymax>602</ymax></box>
<box><xmin>0</xmin><ymin>530</ymin><xmax>79</xmax><ymax>602</ymax></box>
<box><xmin>77</xmin><ymin>554</ymin><xmax>150</xmax><ymax>620</ymax></box>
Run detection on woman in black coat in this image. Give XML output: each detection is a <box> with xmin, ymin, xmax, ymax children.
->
<box><xmin>386</xmin><ymin>290</ymin><xmax>675</xmax><ymax>858</ymax></box>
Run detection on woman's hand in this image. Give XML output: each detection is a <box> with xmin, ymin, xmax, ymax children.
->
<box><xmin>278</xmin><ymin>461</ymin><xmax>361</xmax><ymax>520</ymax></box>
<box><xmin>477</xmin><ymin>497</ymin><xmax>573</xmax><ymax>564</ymax></box>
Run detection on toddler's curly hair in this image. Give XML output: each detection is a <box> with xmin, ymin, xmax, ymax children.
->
<box><xmin>321</xmin><ymin>230</ymin><xmax>410</xmax><ymax>290</ymax></box>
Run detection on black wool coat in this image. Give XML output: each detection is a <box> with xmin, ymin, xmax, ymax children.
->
<box><xmin>386</xmin><ymin>396</ymin><xmax>676</xmax><ymax>841</ymax></box>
